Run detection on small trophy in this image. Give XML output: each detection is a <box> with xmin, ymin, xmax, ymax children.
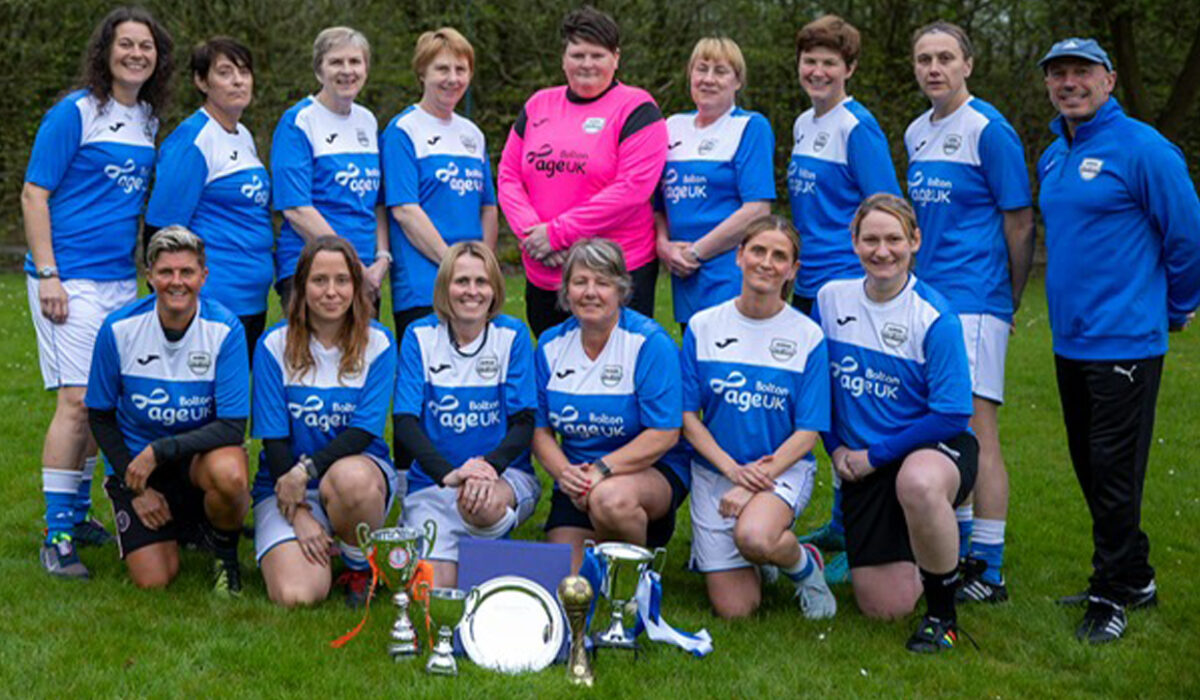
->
<box><xmin>426</xmin><ymin>587</ymin><xmax>479</xmax><ymax>676</ymax></box>
<box><xmin>591</xmin><ymin>541</ymin><xmax>666</xmax><ymax>650</ymax></box>
<box><xmin>558</xmin><ymin>576</ymin><xmax>595</xmax><ymax>687</ymax></box>
<box><xmin>356</xmin><ymin>521</ymin><xmax>437</xmax><ymax>659</ymax></box>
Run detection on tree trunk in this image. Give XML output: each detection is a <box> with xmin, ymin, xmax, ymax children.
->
<box><xmin>1157</xmin><ymin>20</ymin><xmax>1200</xmax><ymax>140</ymax></box>
<box><xmin>1109</xmin><ymin>9</ymin><xmax>1151</xmax><ymax>121</ymax></box>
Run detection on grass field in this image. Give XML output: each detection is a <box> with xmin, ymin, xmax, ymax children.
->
<box><xmin>1</xmin><ymin>270</ymin><xmax>1197</xmax><ymax>698</ymax></box>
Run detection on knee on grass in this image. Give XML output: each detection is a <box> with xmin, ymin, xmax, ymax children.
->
<box><xmin>269</xmin><ymin>579</ymin><xmax>329</xmax><ymax>608</ymax></box>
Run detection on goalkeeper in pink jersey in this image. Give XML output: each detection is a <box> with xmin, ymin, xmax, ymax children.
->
<box><xmin>498</xmin><ymin>5</ymin><xmax>668</xmax><ymax>337</ymax></box>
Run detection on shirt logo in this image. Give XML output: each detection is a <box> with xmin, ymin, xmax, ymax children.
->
<box><xmin>527</xmin><ymin>143</ymin><xmax>587</xmax><ymax>179</ymax></box>
<box><xmin>555</xmin><ymin>368</ymin><xmax>576</xmax><ymax>379</ymax></box>
<box><xmin>288</xmin><ymin>395</ymin><xmax>354</xmax><ymax>431</ymax></box>
<box><xmin>240</xmin><ymin>175</ymin><xmax>268</xmax><ymax>206</ymax></box>
<box><xmin>836</xmin><ymin>316</ymin><xmax>856</xmax><ymax>326</ymax></box>
<box><xmin>187</xmin><ymin>352</ymin><xmax>212</xmax><ymax>375</ymax></box>
<box><xmin>136</xmin><ymin>354</ymin><xmax>161</xmax><ymax>366</ymax></box>
<box><xmin>813</xmin><ymin>132</ymin><xmax>830</xmax><ymax>152</ymax></box>
<box><xmin>769</xmin><ymin>338</ymin><xmax>797</xmax><ymax>362</ymax></box>
<box><xmin>104</xmin><ymin>158</ymin><xmax>146</xmax><ymax>194</ymax></box>
<box><xmin>429</xmin><ymin>394</ymin><xmax>501</xmax><ymax>433</ymax></box>
<box><xmin>662</xmin><ymin>169</ymin><xmax>679</xmax><ymax>185</ymax></box>
<box><xmin>715</xmin><ymin>337</ymin><xmax>738</xmax><ymax>349</ymax></box>
<box><xmin>333</xmin><ymin>162</ymin><xmax>382</xmax><ymax>196</ymax></box>
<box><xmin>698</xmin><ymin>138</ymin><xmax>718</xmax><ymax>155</ymax></box>
<box><xmin>427</xmin><ymin>135</ymin><xmax>442</xmax><ymax>146</ymax></box>
<box><xmin>942</xmin><ymin>134</ymin><xmax>963</xmax><ymax>155</ymax></box>
<box><xmin>601</xmin><ymin>365</ymin><xmax>623</xmax><ymax>387</ymax></box>
<box><xmin>476</xmin><ymin>354</ymin><xmax>499</xmax><ymax>380</ymax></box>
<box><xmin>881</xmin><ymin>323</ymin><xmax>908</xmax><ymax>348</ymax></box>
<box><xmin>131</xmin><ymin>388</ymin><xmax>213</xmax><ymax>426</ymax></box>
<box><xmin>356</xmin><ymin>128</ymin><xmax>370</xmax><ymax>147</ymax></box>
<box><xmin>532</xmin><ymin>117</ymin><xmax>550</xmax><ymax>128</ymax></box>
<box><xmin>109</xmin><ymin>121</ymin><xmax>125</xmax><ymax>132</ymax></box>
<box><xmin>831</xmin><ymin>356</ymin><xmax>900</xmax><ymax>400</ymax></box>
<box><xmin>429</xmin><ymin>363</ymin><xmax>451</xmax><ymax>374</ymax></box>
<box><xmin>709</xmin><ymin>370</ymin><xmax>788</xmax><ymax>413</ymax></box>
<box><xmin>1079</xmin><ymin>158</ymin><xmax>1104</xmax><ymax>181</ymax></box>
<box><xmin>668</xmin><ymin>140</ymin><xmax>683</xmax><ymax>150</ymax></box>
<box><xmin>230</xmin><ymin>149</ymin><xmax>239</xmax><ymax>161</ymax></box>
<box><xmin>326</xmin><ymin>133</ymin><xmax>338</xmax><ymax>144</ymax></box>
<box><xmin>130</xmin><ymin>388</ymin><xmax>171</xmax><ymax>409</ymax></box>
<box><xmin>460</xmin><ymin>134</ymin><xmax>478</xmax><ymax>153</ymax></box>
<box><xmin>435</xmin><ymin>161</ymin><xmax>486</xmax><ymax>196</ymax></box>
<box><xmin>582</xmin><ymin>117</ymin><xmax>606</xmax><ymax>134</ymax></box>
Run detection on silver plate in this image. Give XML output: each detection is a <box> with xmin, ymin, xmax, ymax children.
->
<box><xmin>461</xmin><ymin>575</ymin><xmax>564</xmax><ymax>674</ymax></box>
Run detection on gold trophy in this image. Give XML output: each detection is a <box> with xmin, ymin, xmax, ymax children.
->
<box><xmin>557</xmin><ymin>576</ymin><xmax>595</xmax><ymax>687</ymax></box>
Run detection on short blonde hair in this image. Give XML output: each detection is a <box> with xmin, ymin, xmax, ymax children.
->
<box><xmin>147</xmin><ymin>225</ymin><xmax>206</xmax><ymax>268</ymax></box>
<box><xmin>432</xmin><ymin>241</ymin><xmax>506</xmax><ymax>322</ymax></box>
<box><xmin>688</xmin><ymin>37</ymin><xmax>747</xmax><ymax>88</ymax></box>
<box><xmin>313</xmin><ymin>26</ymin><xmax>370</xmax><ymax>75</ymax></box>
<box><xmin>413</xmin><ymin>27</ymin><xmax>475</xmax><ymax>78</ymax></box>
<box><xmin>557</xmin><ymin>239</ymin><xmax>633</xmax><ymax>311</ymax></box>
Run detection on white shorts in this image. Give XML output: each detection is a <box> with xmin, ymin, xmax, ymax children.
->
<box><xmin>960</xmin><ymin>313</ymin><xmax>1009</xmax><ymax>404</ymax></box>
<box><xmin>27</xmin><ymin>276</ymin><xmax>137</xmax><ymax>390</ymax></box>
<box><xmin>253</xmin><ymin>453</ymin><xmax>399</xmax><ymax>562</ymax></box>
<box><xmin>689</xmin><ymin>459</ymin><xmax>815</xmax><ymax>573</ymax></box>
<box><xmin>401</xmin><ymin>468</ymin><xmax>541</xmax><ymax>563</ymax></box>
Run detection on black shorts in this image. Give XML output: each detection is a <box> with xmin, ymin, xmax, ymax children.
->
<box><xmin>842</xmin><ymin>432</ymin><xmax>979</xmax><ymax>568</ymax></box>
<box><xmin>104</xmin><ymin>460</ymin><xmax>208</xmax><ymax>558</ymax></box>
<box><xmin>544</xmin><ymin>462</ymin><xmax>687</xmax><ymax>549</ymax></box>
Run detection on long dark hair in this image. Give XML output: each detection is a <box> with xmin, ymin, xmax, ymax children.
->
<box><xmin>79</xmin><ymin>6</ymin><xmax>175</xmax><ymax>118</ymax></box>
<box><xmin>285</xmin><ymin>237</ymin><xmax>373</xmax><ymax>384</ymax></box>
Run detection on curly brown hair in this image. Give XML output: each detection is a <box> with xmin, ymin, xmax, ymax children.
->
<box><xmin>284</xmin><ymin>237</ymin><xmax>373</xmax><ymax>384</ymax></box>
<box><xmin>78</xmin><ymin>6</ymin><xmax>175</xmax><ymax>118</ymax></box>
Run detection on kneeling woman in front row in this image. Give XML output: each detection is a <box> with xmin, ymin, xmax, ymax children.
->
<box><xmin>535</xmin><ymin>239</ymin><xmax>689</xmax><ymax>571</ymax></box>
<box><xmin>814</xmin><ymin>193</ymin><xmax>977</xmax><ymax>652</ymax></box>
<box><xmin>682</xmin><ymin>216</ymin><xmax>836</xmax><ymax>619</ymax></box>
<box><xmin>252</xmin><ymin>237</ymin><xmax>398</xmax><ymax>608</ymax></box>
<box><xmin>393</xmin><ymin>242</ymin><xmax>541</xmax><ymax>587</ymax></box>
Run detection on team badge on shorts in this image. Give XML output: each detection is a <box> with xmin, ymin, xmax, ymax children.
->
<box><xmin>116</xmin><ymin>509</ymin><xmax>131</xmax><ymax>533</ymax></box>
<box><xmin>582</xmin><ymin>117</ymin><xmax>606</xmax><ymax>134</ymax></box>
<box><xmin>188</xmin><ymin>352</ymin><xmax>212</xmax><ymax>375</ymax></box>
<box><xmin>601</xmin><ymin>365</ymin><xmax>623</xmax><ymax>387</ymax></box>
<box><xmin>1079</xmin><ymin>158</ymin><xmax>1104</xmax><ymax>181</ymax></box>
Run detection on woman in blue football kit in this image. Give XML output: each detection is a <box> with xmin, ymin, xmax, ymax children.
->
<box><xmin>393</xmin><ymin>242</ymin><xmax>539</xmax><ymax>587</ymax></box>
<box><xmin>382</xmin><ymin>28</ymin><xmax>498</xmax><ymax>340</ymax></box>
<box><xmin>251</xmin><ymin>238</ymin><xmax>398</xmax><ymax>608</ymax></box>
<box><xmin>146</xmin><ymin>37</ymin><xmax>275</xmax><ymax>356</ymax></box>
<box><xmin>272</xmin><ymin>27</ymin><xmax>389</xmax><ymax>311</ymax></box>
<box><xmin>681</xmin><ymin>216</ymin><xmax>836</xmax><ymax>620</ymax></box>
<box><xmin>87</xmin><ymin>228</ymin><xmax>250</xmax><ymax>595</ymax></box>
<box><xmin>24</xmin><ymin>7</ymin><xmax>174</xmax><ymax>578</ymax></box>
<box><xmin>906</xmin><ymin>22</ymin><xmax>1035</xmax><ymax>604</ymax></box>
<box><xmin>814</xmin><ymin>194</ymin><xmax>977</xmax><ymax>653</ymax></box>
<box><xmin>655</xmin><ymin>37</ymin><xmax>774</xmax><ymax>328</ymax></box>
<box><xmin>534</xmin><ymin>239</ymin><xmax>689</xmax><ymax>571</ymax></box>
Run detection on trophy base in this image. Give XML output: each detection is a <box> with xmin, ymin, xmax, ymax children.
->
<box><xmin>593</xmin><ymin>631</ymin><xmax>640</xmax><ymax>651</ymax></box>
<box><xmin>388</xmin><ymin>641</ymin><xmax>418</xmax><ymax>659</ymax></box>
<box><xmin>424</xmin><ymin>653</ymin><xmax>458</xmax><ymax>676</ymax></box>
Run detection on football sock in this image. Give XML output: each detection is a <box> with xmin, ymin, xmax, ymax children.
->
<box><xmin>920</xmin><ymin>566</ymin><xmax>959</xmax><ymax>622</ymax></box>
<box><xmin>955</xmin><ymin>504</ymin><xmax>974</xmax><ymax>559</ymax></box>
<box><xmin>211</xmin><ymin>526</ymin><xmax>240</xmax><ymax>561</ymax></box>
<box><xmin>339</xmin><ymin>540</ymin><xmax>369</xmax><ymax>571</ymax></box>
<box><xmin>969</xmin><ymin>518</ymin><xmax>1006</xmax><ymax>585</ymax></box>
<box><xmin>782</xmin><ymin>544</ymin><xmax>815</xmax><ymax>582</ymax></box>
<box><xmin>43</xmin><ymin>468</ymin><xmax>82</xmax><ymax>543</ymax></box>
<box><xmin>829</xmin><ymin>486</ymin><xmax>844</xmax><ymax>535</ymax></box>
<box><xmin>74</xmin><ymin>456</ymin><xmax>98</xmax><ymax>524</ymax></box>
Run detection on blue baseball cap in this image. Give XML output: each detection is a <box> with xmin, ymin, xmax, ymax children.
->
<box><xmin>1039</xmin><ymin>38</ymin><xmax>1113</xmax><ymax>71</ymax></box>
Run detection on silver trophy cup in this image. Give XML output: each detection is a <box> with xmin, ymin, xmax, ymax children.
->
<box><xmin>590</xmin><ymin>541</ymin><xmax>667</xmax><ymax>649</ymax></box>
<box><xmin>425</xmin><ymin>586</ymin><xmax>480</xmax><ymax>676</ymax></box>
<box><xmin>356</xmin><ymin>521</ymin><xmax>437</xmax><ymax>659</ymax></box>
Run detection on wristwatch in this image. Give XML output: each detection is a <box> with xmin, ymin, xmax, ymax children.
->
<box><xmin>37</xmin><ymin>266</ymin><xmax>58</xmax><ymax>279</ymax></box>
<box><xmin>375</xmin><ymin>250</ymin><xmax>393</xmax><ymax>264</ymax></box>
<box><xmin>299</xmin><ymin>454</ymin><xmax>319</xmax><ymax>480</ymax></box>
<box><xmin>592</xmin><ymin>458</ymin><xmax>613</xmax><ymax>479</ymax></box>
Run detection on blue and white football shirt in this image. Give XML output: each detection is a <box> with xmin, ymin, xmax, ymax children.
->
<box><xmin>660</xmin><ymin>107</ymin><xmax>775</xmax><ymax>323</ymax></box>
<box><xmin>814</xmin><ymin>276</ymin><xmax>972</xmax><ymax>458</ymax></box>
<box><xmin>905</xmin><ymin>97</ymin><xmax>1031</xmax><ymax>321</ymax></box>
<box><xmin>382</xmin><ymin>106</ymin><xmax>496</xmax><ymax>312</ymax></box>
<box><xmin>272</xmin><ymin>97</ymin><xmax>381</xmax><ymax>281</ymax></box>
<box><xmin>250</xmin><ymin>320</ymin><xmax>395</xmax><ymax>503</ymax></box>
<box><xmin>787</xmin><ymin>98</ymin><xmax>901</xmax><ymax>298</ymax></box>
<box><xmin>682</xmin><ymin>300</ymin><xmax>829</xmax><ymax>472</ymax></box>
<box><xmin>24</xmin><ymin>90</ymin><xmax>157</xmax><ymax>281</ymax></box>
<box><xmin>85</xmin><ymin>296</ymin><xmax>249</xmax><ymax>476</ymax></box>
<box><xmin>536</xmin><ymin>309</ymin><xmax>688</xmax><ymax>487</ymax></box>
<box><xmin>146</xmin><ymin>108</ymin><xmax>274</xmax><ymax>315</ymax></box>
<box><xmin>394</xmin><ymin>314</ymin><xmax>536</xmax><ymax>494</ymax></box>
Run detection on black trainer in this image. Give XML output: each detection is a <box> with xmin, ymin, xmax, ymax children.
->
<box><xmin>905</xmin><ymin>615</ymin><xmax>961</xmax><ymax>653</ymax></box>
<box><xmin>213</xmin><ymin>556</ymin><xmax>242</xmax><ymax>598</ymax></box>
<box><xmin>71</xmin><ymin>514</ymin><xmax>114</xmax><ymax>547</ymax></box>
<box><xmin>1058</xmin><ymin>579</ymin><xmax>1156</xmax><ymax>609</ymax></box>
<box><xmin>1075</xmin><ymin>596</ymin><xmax>1126</xmax><ymax>644</ymax></box>
<box><xmin>957</xmin><ymin>557</ymin><xmax>1009</xmax><ymax>604</ymax></box>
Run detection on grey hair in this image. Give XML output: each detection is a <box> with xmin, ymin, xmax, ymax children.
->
<box><xmin>557</xmin><ymin>239</ymin><xmax>633</xmax><ymax>311</ymax></box>
<box><xmin>313</xmin><ymin>26</ymin><xmax>371</xmax><ymax>75</ymax></box>
<box><xmin>147</xmin><ymin>225</ymin><xmax>206</xmax><ymax>268</ymax></box>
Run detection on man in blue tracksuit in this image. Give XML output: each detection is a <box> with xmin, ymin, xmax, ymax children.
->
<box><xmin>1037</xmin><ymin>38</ymin><xmax>1200</xmax><ymax>644</ymax></box>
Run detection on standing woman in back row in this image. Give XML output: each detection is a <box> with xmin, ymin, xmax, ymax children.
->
<box><xmin>656</xmin><ymin>37</ymin><xmax>775</xmax><ymax>330</ymax></box>
<box><xmin>906</xmin><ymin>21</ymin><xmax>1034</xmax><ymax>603</ymax></box>
<box><xmin>498</xmin><ymin>5</ymin><xmax>668</xmax><ymax>337</ymax></box>
<box><xmin>23</xmin><ymin>6</ymin><xmax>173</xmax><ymax>578</ymax></box>
<box><xmin>789</xmin><ymin>15</ymin><xmax>901</xmax><ymax>579</ymax></box>
<box><xmin>272</xmin><ymin>26</ymin><xmax>389</xmax><ymax>311</ymax></box>
<box><xmin>146</xmin><ymin>37</ymin><xmax>274</xmax><ymax>356</ymax></box>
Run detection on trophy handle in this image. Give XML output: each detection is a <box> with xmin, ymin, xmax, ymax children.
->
<box><xmin>652</xmin><ymin>547</ymin><xmax>668</xmax><ymax>574</ymax></box>
<box><xmin>421</xmin><ymin>519</ymin><xmax>438</xmax><ymax>558</ymax></box>
<box><xmin>461</xmin><ymin>587</ymin><xmax>481</xmax><ymax>626</ymax></box>
<box><xmin>355</xmin><ymin>521</ymin><xmax>372</xmax><ymax>559</ymax></box>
